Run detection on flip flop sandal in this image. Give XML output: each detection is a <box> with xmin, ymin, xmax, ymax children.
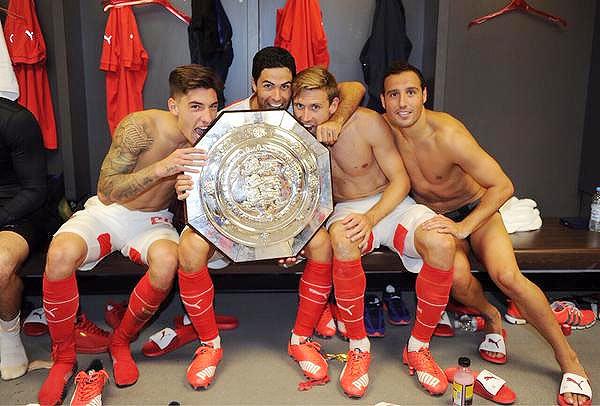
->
<box><xmin>142</xmin><ymin>315</ymin><xmax>239</xmax><ymax>357</ymax></box>
<box><xmin>557</xmin><ymin>372</ymin><xmax>592</xmax><ymax>406</ymax></box>
<box><xmin>445</xmin><ymin>367</ymin><xmax>516</xmax><ymax>405</ymax></box>
<box><xmin>479</xmin><ymin>329</ymin><xmax>507</xmax><ymax>364</ymax></box>
<box><xmin>433</xmin><ymin>311</ymin><xmax>455</xmax><ymax>337</ymax></box>
<box><xmin>176</xmin><ymin>314</ymin><xmax>239</xmax><ymax>331</ymax></box>
<box><xmin>23</xmin><ymin>307</ymin><xmax>48</xmax><ymax>336</ymax></box>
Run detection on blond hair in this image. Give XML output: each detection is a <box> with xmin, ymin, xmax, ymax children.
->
<box><xmin>292</xmin><ymin>67</ymin><xmax>339</xmax><ymax>103</ymax></box>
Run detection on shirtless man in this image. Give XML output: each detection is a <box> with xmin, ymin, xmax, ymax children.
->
<box><xmin>288</xmin><ymin>67</ymin><xmax>456</xmax><ymax>398</ymax></box>
<box><xmin>381</xmin><ymin>61</ymin><xmax>592</xmax><ymax>406</ymax></box>
<box><xmin>38</xmin><ymin>65</ymin><xmax>217</xmax><ymax>405</ymax></box>
<box><xmin>167</xmin><ymin>47</ymin><xmax>365</xmax><ymax>391</ymax></box>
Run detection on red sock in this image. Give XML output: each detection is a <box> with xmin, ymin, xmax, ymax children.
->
<box><xmin>113</xmin><ymin>273</ymin><xmax>169</xmax><ymax>344</ymax></box>
<box><xmin>42</xmin><ymin>272</ymin><xmax>78</xmax><ymax>362</ymax></box>
<box><xmin>179</xmin><ymin>267</ymin><xmax>218</xmax><ymax>341</ymax></box>
<box><xmin>333</xmin><ymin>258</ymin><xmax>366</xmax><ymax>340</ymax></box>
<box><xmin>412</xmin><ymin>262</ymin><xmax>453</xmax><ymax>342</ymax></box>
<box><xmin>293</xmin><ymin>260</ymin><xmax>332</xmax><ymax>337</ymax></box>
<box><xmin>39</xmin><ymin>273</ymin><xmax>78</xmax><ymax>406</ymax></box>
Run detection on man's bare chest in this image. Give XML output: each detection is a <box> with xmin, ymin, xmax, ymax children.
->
<box><xmin>330</xmin><ymin>138</ymin><xmax>375</xmax><ymax>178</ymax></box>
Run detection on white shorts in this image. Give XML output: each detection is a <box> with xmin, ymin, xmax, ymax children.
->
<box><xmin>55</xmin><ymin>196</ymin><xmax>179</xmax><ymax>271</ymax></box>
<box><xmin>181</xmin><ymin>225</ymin><xmax>231</xmax><ymax>270</ymax></box>
<box><xmin>325</xmin><ymin>194</ymin><xmax>435</xmax><ymax>273</ymax></box>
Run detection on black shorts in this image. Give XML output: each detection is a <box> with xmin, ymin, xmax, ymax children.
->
<box><xmin>443</xmin><ymin>199</ymin><xmax>480</xmax><ymax>223</ymax></box>
<box><xmin>0</xmin><ymin>208</ymin><xmax>50</xmax><ymax>251</ymax></box>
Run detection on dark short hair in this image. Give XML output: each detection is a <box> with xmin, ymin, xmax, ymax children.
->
<box><xmin>382</xmin><ymin>61</ymin><xmax>426</xmax><ymax>91</ymax></box>
<box><xmin>169</xmin><ymin>64</ymin><xmax>223</xmax><ymax>98</ymax></box>
<box><xmin>252</xmin><ymin>46</ymin><xmax>296</xmax><ymax>82</ymax></box>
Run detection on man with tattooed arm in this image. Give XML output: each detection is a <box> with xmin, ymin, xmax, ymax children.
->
<box><xmin>37</xmin><ymin>65</ymin><xmax>218</xmax><ymax>405</ymax></box>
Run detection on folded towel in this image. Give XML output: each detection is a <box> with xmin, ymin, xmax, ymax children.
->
<box><xmin>500</xmin><ymin>197</ymin><xmax>542</xmax><ymax>233</ymax></box>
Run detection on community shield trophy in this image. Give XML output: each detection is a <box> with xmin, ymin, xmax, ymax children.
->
<box><xmin>185</xmin><ymin>110</ymin><xmax>333</xmax><ymax>262</ymax></box>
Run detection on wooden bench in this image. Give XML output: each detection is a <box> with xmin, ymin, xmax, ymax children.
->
<box><xmin>19</xmin><ymin>218</ymin><xmax>600</xmax><ymax>280</ymax></box>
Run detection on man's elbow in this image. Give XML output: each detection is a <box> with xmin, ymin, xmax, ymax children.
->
<box><xmin>502</xmin><ymin>179</ymin><xmax>514</xmax><ymax>201</ymax></box>
<box><xmin>96</xmin><ymin>185</ymin><xmax>115</xmax><ymax>205</ymax></box>
<box><xmin>340</xmin><ymin>81</ymin><xmax>366</xmax><ymax>97</ymax></box>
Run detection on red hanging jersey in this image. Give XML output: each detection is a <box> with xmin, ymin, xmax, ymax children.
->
<box><xmin>274</xmin><ymin>0</ymin><xmax>330</xmax><ymax>72</ymax></box>
<box><xmin>4</xmin><ymin>0</ymin><xmax>58</xmax><ymax>149</ymax></box>
<box><xmin>100</xmin><ymin>6</ymin><xmax>148</xmax><ymax>136</ymax></box>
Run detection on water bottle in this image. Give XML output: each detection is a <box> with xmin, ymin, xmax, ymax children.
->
<box><xmin>452</xmin><ymin>314</ymin><xmax>485</xmax><ymax>332</ymax></box>
<box><xmin>452</xmin><ymin>357</ymin><xmax>474</xmax><ymax>406</ymax></box>
<box><xmin>590</xmin><ymin>187</ymin><xmax>600</xmax><ymax>232</ymax></box>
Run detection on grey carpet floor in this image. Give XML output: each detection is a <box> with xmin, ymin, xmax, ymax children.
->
<box><xmin>2</xmin><ymin>291</ymin><xmax>598</xmax><ymax>405</ymax></box>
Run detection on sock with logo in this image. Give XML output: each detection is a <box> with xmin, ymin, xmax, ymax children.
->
<box><xmin>411</xmin><ymin>262</ymin><xmax>453</xmax><ymax>347</ymax></box>
<box><xmin>333</xmin><ymin>258</ymin><xmax>367</xmax><ymax>340</ymax></box>
<box><xmin>293</xmin><ymin>260</ymin><xmax>332</xmax><ymax>337</ymax></box>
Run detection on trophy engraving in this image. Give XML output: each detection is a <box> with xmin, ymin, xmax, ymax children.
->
<box><xmin>186</xmin><ymin>110</ymin><xmax>333</xmax><ymax>262</ymax></box>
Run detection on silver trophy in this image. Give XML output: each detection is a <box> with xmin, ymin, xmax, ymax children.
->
<box><xmin>185</xmin><ymin>110</ymin><xmax>333</xmax><ymax>262</ymax></box>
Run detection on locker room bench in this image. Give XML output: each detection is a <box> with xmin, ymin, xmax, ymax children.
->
<box><xmin>18</xmin><ymin>217</ymin><xmax>600</xmax><ymax>281</ymax></box>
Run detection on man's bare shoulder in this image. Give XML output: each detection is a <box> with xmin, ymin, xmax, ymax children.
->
<box><xmin>428</xmin><ymin>110</ymin><xmax>473</xmax><ymax>146</ymax></box>
<box><xmin>348</xmin><ymin>107</ymin><xmax>388</xmax><ymax>130</ymax></box>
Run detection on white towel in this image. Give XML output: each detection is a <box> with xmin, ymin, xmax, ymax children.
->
<box><xmin>500</xmin><ymin>196</ymin><xmax>542</xmax><ymax>233</ymax></box>
<box><xmin>0</xmin><ymin>21</ymin><xmax>19</xmax><ymax>101</ymax></box>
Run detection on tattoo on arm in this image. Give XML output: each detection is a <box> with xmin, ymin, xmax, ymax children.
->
<box><xmin>98</xmin><ymin>115</ymin><xmax>158</xmax><ymax>203</ymax></box>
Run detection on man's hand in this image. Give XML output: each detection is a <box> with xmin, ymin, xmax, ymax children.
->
<box><xmin>316</xmin><ymin>119</ymin><xmax>342</xmax><ymax>145</ymax></box>
<box><xmin>175</xmin><ymin>174</ymin><xmax>194</xmax><ymax>200</ymax></box>
<box><xmin>421</xmin><ymin>214</ymin><xmax>469</xmax><ymax>239</ymax></box>
<box><xmin>155</xmin><ymin>147</ymin><xmax>207</xmax><ymax>178</ymax></box>
<box><xmin>278</xmin><ymin>250</ymin><xmax>306</xmax><ymax>268</ymax></box>
<box><xmin>342</xmin><ymin>213</ymin><xmax>373</xmax><ymax>252</ymax></box>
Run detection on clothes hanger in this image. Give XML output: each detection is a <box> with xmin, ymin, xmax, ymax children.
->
<box><xmin>0</xmin><ymin>5</ymin><xmax>25</xmax><ymax>20</ymax></box>
<box><xmin>469</xmin><ymin>0</ymin><xmax>567</xmax><ymax>28</ymax></box>
<box><xmin>103</xmin><ymin>0</ymin><xmax>191</xmax><ymax>24</ymax></box>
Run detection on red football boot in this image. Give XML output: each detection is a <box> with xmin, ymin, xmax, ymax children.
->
<box><xmin>339</xmin><ymin>349</ymin><xmax>371</xmax><ymax>398</ymax></box>
<box><xmin>402</xmin><ymin>346</ymin><xmax>448</xmax><ymax>396</ymax></box>
<box><xmin>74</xmin><ymin>314</ymin><xmax>110</xmax><ymax>354</ymax></box>
<box><xmin>69</xmin><ymin>360</ymin><xmax>109</xmax><ymax>406</ymax></box>
<box><xmin>186</xmin><ymin>344</ymin><xmax>223</xmax><ymax>390</ymax></box>
<box><xmin>288</xmin><ymin>339</ymin><xmax>328</xmax><ymax>380</ymax></box>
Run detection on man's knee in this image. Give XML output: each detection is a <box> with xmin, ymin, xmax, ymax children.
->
<box><xmin>417</xmin><ymin>230</ymin><xmax>455</xmax><ymax>267</ymax></box>
<box><xmin>147</xmin><ymin>240</ymin><xmax>178</xmax><ymax>289</ymax></box>
<box><xmin>451</xmin><ymin>265</ymin><xmax>473</xmax><ymax>294</ymax></box>
<box><xmin>147</xmin><ymin>239</ymin><xmax>178</xmax><ymax>272</ymax></box>
<box><xmin>45</xmin><ymin>234</ymin><xmax>86</xmax><ymax>279</ymax></box>
<box><xmin>178</xmin><ymin>231</ymin><xmax>211</xmax><ymax>271</ymax></box>
<box><xmin>329</xmin><ymin>223</ymin><xmax>358</xmax><ymax>260</ymax></box>
<box><xmin>0</xmin><ymin>246</ymin><xmax>23</xmax><ymax>285</ymax></box>
<box><xmin>0</xmin><ymin>263</ymin><xmax>18</xmax><ymax>290</ymax></box>
<box><xmin>491</xmin><ymin>266</ymin><xmax>522</xmax><ymax>293</ymax></box>
<box><xmin>305</xmin><ymin>229</ymin><xmax>332</xmax><ymax>261</ymax></box>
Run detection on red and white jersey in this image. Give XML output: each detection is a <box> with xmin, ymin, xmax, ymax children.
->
<box><xmin>0</xmin><ymin>21</ymin><xmax>19</xmax><ymax>101</ymax></box>
<box><xmin>274</xmin><ymin>0</ymin><xmax>330</xmax><ymax>72</ymax></box>
<box><xmin>4</xmin><ymin>0</ymin><xmax>57</xmax><ymax>149</ymax></box>
<box><xmin>100</xmin><ymin>6</ymin><xmax>148</xmax><ymax>136</ymax></box>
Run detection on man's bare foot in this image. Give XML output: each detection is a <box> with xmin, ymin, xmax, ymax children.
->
<box><xmin>480</xmin><ymin>307</ymin><xmax>504</xmax><ymax>360</ymax></box>
<box><xmin>560</xmin><ymin>358</ymin><xmax>592</xmax><ymax>406</ymax></box>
